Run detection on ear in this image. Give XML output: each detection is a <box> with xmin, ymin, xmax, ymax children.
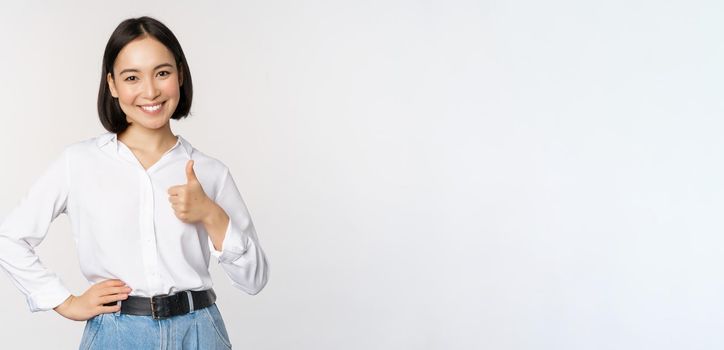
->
<box><xmin>107</xmin><ymin>72</ymin><xmax>118</xmax><ymax>98</ymax></box>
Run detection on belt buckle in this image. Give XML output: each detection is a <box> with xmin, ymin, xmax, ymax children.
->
<box><xmin>150</xmin><ymin>294</ymin><xmax>169</xmax><ymax>320</ymax></box>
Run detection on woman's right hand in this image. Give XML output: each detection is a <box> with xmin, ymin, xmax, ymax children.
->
<box><xmin>53</xmin><ymin>279</ymin><xmax>132</xmax><ymax>321</ymax></box>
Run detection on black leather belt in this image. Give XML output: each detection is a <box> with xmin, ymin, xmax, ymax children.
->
<box><xmin>103</xmin><ymin>289</ymin><xmax>216</xmax><ymax>319</ymax></box>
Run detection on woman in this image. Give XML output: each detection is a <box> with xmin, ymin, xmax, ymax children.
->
<box><xmin>0</xmin><ymin>16</ymin><xmax>269</xmax><ymax>349</ymax></box>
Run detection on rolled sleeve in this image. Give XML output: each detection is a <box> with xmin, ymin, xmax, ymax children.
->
<box><xmin>26</xmin><ymin>278</ymin><xmax>72</xmax><ymax>312</ymax></box>
<box><xmin>207</xmin><ymin>219</ymin><xmax>249</xmax><ymax>263</ymax></box>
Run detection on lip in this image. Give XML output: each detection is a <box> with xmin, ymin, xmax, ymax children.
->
<box><xmin>138</xmin><ymin>101</ymin><xmax>165</xmax><ymax>115</ymax></box>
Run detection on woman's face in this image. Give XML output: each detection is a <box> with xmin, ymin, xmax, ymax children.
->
<box><xmin>107</xmin><ymin>36</ymin><xmax>183</xmax><ymax>132</ymax></box>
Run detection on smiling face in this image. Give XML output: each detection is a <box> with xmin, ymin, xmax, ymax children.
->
<box><xmin>106</xmin><ymin>35</ymin><xmax>183</xmax><ymax>132</ymax></box>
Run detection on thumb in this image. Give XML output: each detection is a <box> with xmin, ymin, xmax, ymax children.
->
<box><xmin>186</xmin><ymin>160</ymin><xmax>198</xmax><ymax>183</ymax></box>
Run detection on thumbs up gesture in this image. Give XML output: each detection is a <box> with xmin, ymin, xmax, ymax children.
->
<box><xmin>168</xmin><ymin>160</ymin><xmax>214</xmax><ymax>224</ymax></box>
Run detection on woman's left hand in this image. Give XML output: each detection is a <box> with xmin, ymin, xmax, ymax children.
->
<box><xmin>168</xmin><ymin>160</ymin><xmax>215</xmax><ymax>224</ymax></box>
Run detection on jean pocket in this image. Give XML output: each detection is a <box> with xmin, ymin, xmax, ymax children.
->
<box><xmin>202</xmin><ymin>304</ymin><xmax>232</xmax><ymax>349</ymax></box>
<box><xmin>79</xmin><ymin>314</ymin><xmax>104</xmax><ymax>350</ymax></box>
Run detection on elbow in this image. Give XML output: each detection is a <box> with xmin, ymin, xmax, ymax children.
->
<box><xmin>232</xmin><ymin>254</ymin><xmax>269</xmax><ymax>295</ymax></box>
<box><xmin>249</xmin><ymin>255</ymin><xmax>270</xmax><ymax>295</ymax></box>
<box><xmin>231</xmin><ymin>274</ymin><xmax>268</xmax><ymax>295</ymax></box>
<box><xmin>243</xmin><ymin>279</ymin><xmax>267</xmax><ymax>296</ymax></box>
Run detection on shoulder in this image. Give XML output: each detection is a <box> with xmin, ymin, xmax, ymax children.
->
<box><xmin>49</xmin><ymin>133</ymin><xmax>108</xmax><ymax>161</ymax></box>
<box><xmin>62</xmin><ymin>132</ymin><xmax>113</xmax><ymax>154</ymax></box>
<box><xmin>180</xmin><ymin>136</ymin><xmax>230</xmax><ymax>177</ymax></box>
<box><xmin>181</xmin><ymin>138</ymin><xmax>235</xmax><ymax>198</ymax></box>
<box><xmin>192</xmin><ymin>149</ymin><xmax>229</xmax><ymax>174</ymax></box>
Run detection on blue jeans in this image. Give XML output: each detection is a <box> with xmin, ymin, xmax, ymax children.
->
<box><xmin>79</xmin><ymin>303</ymin><xmax>232</xmax><ymax>349</ymax></box>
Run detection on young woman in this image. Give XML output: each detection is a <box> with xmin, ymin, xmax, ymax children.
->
<box><xmin>0</xmin><ymin>16</ymin><xmax>269</xmax><ymax>349</ymax></box>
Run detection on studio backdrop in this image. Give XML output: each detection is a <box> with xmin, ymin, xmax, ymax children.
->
<box><xmin>0</xmin><ymin>0</ymin><xmax>722</xmax><ymax>349</ymax></box>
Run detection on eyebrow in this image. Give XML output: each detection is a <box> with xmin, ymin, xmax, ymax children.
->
<box><xmin>119</xmin><ymin>63</ymin><xmax>174</xmax><ymax>75</ymax></box>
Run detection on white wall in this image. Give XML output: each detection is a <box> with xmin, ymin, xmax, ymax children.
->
<box><xmin>0</xmin><ymin>0</ymin><xmax>722</xmax><ymax>349</ymax></box>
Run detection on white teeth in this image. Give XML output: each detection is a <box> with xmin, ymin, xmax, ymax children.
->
<box><xmin>141</xmin><ymin>103</ymin><xmax>162</xmax><ymax>111</ymax></box>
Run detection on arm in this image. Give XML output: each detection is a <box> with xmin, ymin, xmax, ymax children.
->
<box><xmin>204</xmin><ymin>167</ymin><xmax>269</xmax><ymax>295</ymax></box>
<box><xmin>1</xmin><ymin>148</ymin><xmax>135</xmax><ymax>320</ymax></box>
<box><xmin>0</xmin><ymin>148</ymin><xmax>72</xmax><ymax>312</ymax></box>
<box><xmin>168</xmin><ymin>162</ymin><xmax>270</xmax><ymax>294</ymax></box>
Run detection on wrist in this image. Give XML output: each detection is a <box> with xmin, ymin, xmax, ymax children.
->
<box><xmin>54</xmin><ymin>294</ymin><xmax>75</xmax><ymax>311</ymax></box>
<box><xmin>202</xmin><ymin>201</ymin><xmax>224</xmax><ymax>226</ymax></box>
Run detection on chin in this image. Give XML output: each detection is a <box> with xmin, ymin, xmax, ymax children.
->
<box><xmin>144</xmin><ymin>121</ymin><xmax>171</xmax><ymax>130</ymax></box>
<box><xmin>127</xmin><ymin>118</ymin><xmax>171</xmax><ymax>130</ymax></box>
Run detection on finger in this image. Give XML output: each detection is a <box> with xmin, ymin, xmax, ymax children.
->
<box><xmin>99</xmin><ymin>293</ymin><xmax>129</xmax><ymax>305</ymax></box>
<box><xmin>168</xmin><ymin>186</ymin><xmax>182</xmax><ymax>196</ymax></box>
<box><xmin>99</xmin><ymin>279</ymin><xmax>126</xmax><ymax>287</ymax></box>
<box><xmin>168</xmin><ymin>196</ymin><xmax>180</xmax><ymax>204</ymax></box>
<box><xmin>186</xmin><ymin>160</ymin><xmax>198</xmax><ymax>183</ymax></box>
<box><xmin>97</xmin><ymin>304</ymin><xmax>122</xmax><ymax>314</ymax></box>
<box><xmin>101</xmin><ymin>286</ymin><xmax>132</xmax><ymax>296</ymax></box>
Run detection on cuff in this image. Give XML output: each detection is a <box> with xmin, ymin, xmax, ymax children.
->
<box><xmin>26</xmin><ymin>278</ymin><xmax>72</xmax><ymax>312</ymax></box>
<box><xmin>208</xmin><ymin>219</ymin><xmax>249</xmax><ymax>264</ymax></box>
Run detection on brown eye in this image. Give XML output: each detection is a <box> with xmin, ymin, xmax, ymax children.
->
<box><xmin>124</xmin><ymin>76</ymin><xmax>137</xmax><ymax>81</ymax></box>
<box><xmin>158</xmin><ymin>71</ymin><xmax>171</xmax><ymax>77</ymax></box>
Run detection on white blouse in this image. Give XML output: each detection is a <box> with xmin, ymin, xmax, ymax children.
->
<box><xmin>0</xmin><ymin>132</ymin><xmax>269</xmax><ymax>312</ymax></box>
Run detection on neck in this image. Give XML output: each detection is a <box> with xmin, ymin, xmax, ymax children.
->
<box><xmin>117</xmin><ymin>123</ymin><xmax>177</xmax><ymax>153</ymax></box>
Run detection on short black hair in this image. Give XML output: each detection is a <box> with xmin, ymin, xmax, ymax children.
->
<box><xmin>97</xmin><ymin>16</ymin><xmax>193</xmax><ymax>133</ymax></box>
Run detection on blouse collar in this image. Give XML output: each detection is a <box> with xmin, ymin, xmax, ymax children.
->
<box><xmin>95</xmin><ymin>132</ymin><xmax>193</xmax><ymax>159</ymax></box>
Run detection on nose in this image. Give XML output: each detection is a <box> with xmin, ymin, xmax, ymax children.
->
<box><xmin>142</xmin><ymin>77</ymin><xmax>160</xmax><ymax>100</ymax></box>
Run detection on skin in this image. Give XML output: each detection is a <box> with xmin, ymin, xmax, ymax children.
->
<box><xmin>54</xmin><ymin>36</ymin><xmax>230</xmax><ymax>321</ymax></box>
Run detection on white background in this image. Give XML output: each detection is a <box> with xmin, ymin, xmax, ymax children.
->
<box><xmin>1</xmin><ymin>0</ymin><xmax>722</xmax><ymax>349</ymax></box>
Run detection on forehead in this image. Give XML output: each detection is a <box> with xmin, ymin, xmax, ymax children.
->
<box><xmin>114</xmin><ymin>36</ymin><xmax>176</xmax><ymax>71</ymax></box>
